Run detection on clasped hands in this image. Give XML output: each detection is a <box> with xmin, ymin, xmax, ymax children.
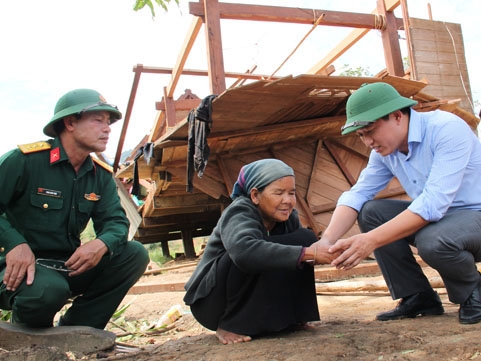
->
<box><xmin>305</xmin><ymin>233</ymin><xmax>374</xmax><ymax>270</ymax></box>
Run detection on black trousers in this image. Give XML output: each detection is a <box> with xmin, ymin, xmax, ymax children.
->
<box><xmin>190</xmin><ymin>228</ymin><xmax>320</xmax><ymax>336</ymax></box>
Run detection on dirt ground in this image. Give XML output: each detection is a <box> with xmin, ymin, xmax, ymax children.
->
<box><xmin>3</xmin><ymin>260</ymin><xmax>481</xmax><ymax>361</ymax></box>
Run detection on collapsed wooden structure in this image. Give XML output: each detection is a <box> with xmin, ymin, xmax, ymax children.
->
<box><xmin>114</xmin><ymin>0</ymin><xmax>478</xmax><ymax>258</ymax></box>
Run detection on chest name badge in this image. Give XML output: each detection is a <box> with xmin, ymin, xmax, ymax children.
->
<box><xmin>37</xmin><ymin>188</ymin><xmax>62</xmax><ymax>198</ymax></box>
<box><xmin>85</xmin><ymin>193</ymin><xmax>101</xmax><ymax>201</ymax></box>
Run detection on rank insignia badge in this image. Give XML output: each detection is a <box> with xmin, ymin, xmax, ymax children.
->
<box><xmin>84</xmin><ymin>193</ymin><xmax>101</xmax><ymax>201</ymax></box>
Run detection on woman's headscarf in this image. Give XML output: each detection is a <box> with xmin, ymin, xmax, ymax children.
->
<box><xmin>230</xmin><ymin>158</ymin><xmax>294</xmax><ymax>200</ymax></box>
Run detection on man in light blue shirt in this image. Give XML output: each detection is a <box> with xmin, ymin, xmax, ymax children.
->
<box><xmin>322</xmin><ymin>82</ymin><xmax>481</xmax><ymax>324</ymax></box>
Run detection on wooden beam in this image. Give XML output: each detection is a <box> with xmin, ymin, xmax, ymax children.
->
<box><xmin>311</xmin><ymin>201</ymin><xmax>338</xmax><ymax>215</ymax></box>
<box><xmin>153</xmin><ymin>193</ymin><xmax>218</xmax><ymax>208</ymax></box>
<box><xmin>297</xmin><ymin>195</ymin><xmax>321</xmax><ymax>236</ymax></box>
<box><xmin>148</xmin><ymin>112</ymin><xmax>166</xmax><ymax>143</ymax></box>
<box><xmin>377</xmin><ymin>0</ymin><xmax>404</xmax><ymax>76</ymax></box>
<box><xmin>307</xmin><ymin>28</ymin><xmax>370</xmax><ymax>75</ymax></box>
<box><xmin>163</xmin><ymin>86</ymin><xmax>177</xmax><ymax>128</ymax></box>
<box><xmin>156</xmin><ymin>98</ymin><xmax>201</xmax><ymax>111</ymax></box>
<box><xmin>306</xmin><ymin>140</ymin><xmax>327</xmax><ymax>209</ymax></box>
<box><xmin>137</xmin><ymin>223</ymin><xmax>211</xmax><ymax>237</ymax></box>
<box><xmin>324</xmin><ymin>140</ymin><xmax>357</xmax><ymax>186</ymax></box>
<box><xmin>216</xmin><ymin>156</ymin><xmax>235</xmax><ymax>196</ymax></box>
<box><xmin>269</xmin><ymin>13</ymin><xmax>326</xmax><ymax>79</ymax></box>
<box><xmin>203</xmin><ymin>0</ymin><xmax>226</xmax><ymax>94</ymax></box>
<box><xmin>147</xmin><ymin>17</ymin><xmax>203</xmax><ymax>142</ymax></box>
<box><xmin>132</xmin><ymin>65</ymin><xmax>279</xmax><ymax>81</ymax></box>
<box><xmin>229</xmin><ymin>65</ymin><xmax>257</xmax><ymax>89</ymax></box>
<box><xmin>400</xmin><ymin>0</ymin><xmax>416</xmax><ymax>80</ymax></box>
<box><xmin>307</xmin><ymin>0</ymin><xmax>401</xmax><ymax>75</ymax></box>
<box><xmin>326</xmin><ymin>139</ymin><xmax>370</xmax><ymax>160</ymax></box>
<box><xmin>210</xmin><ymin>115</ymin><xmax>346</xmax><ymax>139</ymax></box>
<box><xmin>167</xmin><ymin>166</ymin><xmax>228</xmax><ymax>200</ymax></box>
<box><xmin>181</xmin><ymin>229</ymin><xmax>197</xmax><ymax>258</ymax></box>
<box><xmin>167</xmin><ymin>16</ymin><xmax>203</xmax><ymax>98</ymax></box>
<box><xmin>113</xmin><ymin>65</ymin><xmax>142</xmax><ymax>172</ymax></box>
<box><xmin>135</xmin><ymin>227</ymin><xmax>212</xmax><ymax>244</ymax></box>
<box><xmin>142</xmin><ymin>211</ymin><xmax>221</xmax><ymax>228</ymax></box>
<box><xmin>190</xmin><ymin>2</ymin><xmax>388</xmax><ymax>29</ymax></box>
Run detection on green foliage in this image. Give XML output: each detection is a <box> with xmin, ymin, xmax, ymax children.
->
<box><xmin>339</xmin><ymin>64</ymin><xmax>373</xmax><ymax>77</ymax></box>
<box><xmin>146</xmin><ymin>244</ymin><xmax>172</xmax><ymax>265</ymax></box>
<box><xmin>147</xmin><ymin>237</ymin><xmax>207</xmax><ymax>266</ymax></box>
<box><xmin>133</xmin><ymin>0</ymin><xmax>179</xmax><ymax>18</ymax></box>
<box><xmin>112</xmin><ymin>301</ymin><xmax>131</xmax><ymax>319</ymax></box>
<box><xmin>0</xmin><ymin>309</ymin><xmax>11</xmax><ymax>322</ymax></box>
<box><xmin>80</xmin><ymin>219</ymin><xmax>96</xmax><ymax>242</ymax></box>
<box><xmin>339</xmin><ymin>57</ymin><xmax>410</xmax><ymax>77</ymax></box>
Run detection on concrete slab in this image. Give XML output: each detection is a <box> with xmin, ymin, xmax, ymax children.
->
<box><xmin>0</xmin><ymin>321</ymin><xmax>116</xmax><ymax>354</ymax></box>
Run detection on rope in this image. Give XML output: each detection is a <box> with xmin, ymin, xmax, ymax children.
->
<box><xmin>374</xmin><ymin>14</ymin><xmax>386</xmax><ymax>30</ymax></box>
<box><xmin>443</xmin><ymin>21</ymin><xmax>475</xmax><ymax>113</ymax></box>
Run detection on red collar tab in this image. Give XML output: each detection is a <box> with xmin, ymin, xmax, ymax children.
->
<box><xmin>50</xmin><ymin>147</ymin><xmax>61</xmax><ymax>164</ymax></box>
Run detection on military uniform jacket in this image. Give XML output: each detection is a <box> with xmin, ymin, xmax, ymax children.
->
<box><xmin>0</xmin><ymin>138</ymin><xmax>129</xmax><ymax>263</ymax></box>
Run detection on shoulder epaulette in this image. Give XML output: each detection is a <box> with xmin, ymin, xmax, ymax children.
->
<box><xmin>93</xmin><ymin>157</ymin><xmax>113</xmax><ymax>173</ymax></box>
<box><xmin>18</xmin><ymin>141</ymin><xmax>51</xmax><ymax>154</ymax></box>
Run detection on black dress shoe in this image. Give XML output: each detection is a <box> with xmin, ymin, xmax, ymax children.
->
<box><xmin>459</xmin><ymin>280</ymin><xmax>481</xmax><ymax>324</ymax></box>
<box><xmin>376</xmin><ymin>291</ymin><xmax>444</xmax><ymax>321</ymax></box>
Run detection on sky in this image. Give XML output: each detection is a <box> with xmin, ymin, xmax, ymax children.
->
<box><xmin>0</xmin><ymin>0</ymin><xmax>480</xmax><ymax>161</ymax></box>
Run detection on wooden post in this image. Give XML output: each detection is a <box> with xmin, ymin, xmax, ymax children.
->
<box><xmin>400</xmin><ymin>0</ymin><xmax>416</xmax><ymax>80</ymax></box>
<box><xmin>161</xmin><ymin>240</ymin><xmax>171</xmax><ymax>258</ymax></box>
<box><xmin>203</xmin><ymin>0</ymin><xmax>226</xmax><ymax>94</ymax></box>
<box><xmin>377</xmin><ymin>0</ymin><xmax>404</xmax><ymax>76</ymax></box>
<box><xmin>113</xmin><ymin>65</ymin><xmax>142</xmax><ymax>172</ymax></box>
<box><xmin>181</xmin><ymin>229</ymin><xmax>197</xmax><ymax>259</ymax></box>
<box><xmin>163</xmin><ymin>86</ymin><xmax>177</xmax><ymax>128</ymax></box>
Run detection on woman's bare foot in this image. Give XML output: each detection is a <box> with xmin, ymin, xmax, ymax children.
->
<box><xmin>291</xmin><ymin>321</ymin><xmax>319</xmax><ymax>331</ymax></box>
<box><xmin>216</xmin><ymin>328</ymin><xmax>252</xmax><ymax>345</ymax></box>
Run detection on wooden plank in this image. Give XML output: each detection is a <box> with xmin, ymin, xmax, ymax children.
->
<box><xmin>153</xmin><ymin>193</ymin><xmax>218</xmax><ymax>208</ymax></box>
<box><xmin>156</xmin><ymin>98</ymin><xmax>201</xmax><ymax>111</ymax></box>
<box><xmin>136</xmin><ymin>227</ymin><xmax>212</xmax><ymax>244</ymax></box>
<box><xmin>305</xmin><ymin>141</ymin><xmax>323</xmax><ymax>205</ymax></box>
<box><xmin>163</xmin><ymin>87</ymin><xmax>177</xmax><ymax>128</ymax></box>
<box><xmin>167</xmin><ymin>166</ymin><xmax>228</xmax><ymax>200</ymax></box>
<box><xmin>113</xmin><ymin>66</ymin><xmax>142</xmax><ymax>172</ymax></box>
<box><xmin>126</xmin><ymin>259</ymin><xmax>430</xmax><ymax>295</ymax></box>
<box><xmin>203</xmin><ymin>0</ymin><xmax>226</xmax><ymax>94</ymax></box>
<box><xmin>137</xmin><ymin>221</ymin><xmax>215</xmax><ymax>237</ymax></box>
<box><xmin>377</xmin><ymin>0</ymin><xmax>404</xmax><ymax>76</ymax></box>
<box><xmin>307</xmin><ymin>0</ymin><xmax>401</xmax><ymax>74</ymax></box>
<box><xmin>167</xmin><ymin>16</ymin><xmax>203</xmax><ymax>98</ymax></box>
<box><xmin>190</xmin><ymin>2</ymin><xmax>387</xmax><ymax>29</ymax></box>
<box><xmin>216</xmin><ymin>156</ymin><xmax>236</xmax><ymax>196</ymax></box>
<box><xmin>128</xmin><ymin>282</ymin><xmax>186</xmax><ymax>294</ymax></box>
<box><xmin>316</xmin><ymin>276</ymin><xmax>444</xmax><ymax>293</ymax></box>
<box><xmin>410</xmin><ymin>18</ymin><xmax>473</xmax><ymax>114</ymax></box>
<box><xmin>324</xmin><ymin>140</ymin><xmax>356</xmax><ymax>186</ymax></box>
<box><xmin>136</xmin><ymin>65</ymin><xmax>280</xmax><ymax>81</ymax></box>
<box><xmin>142</xmin><ymin>212</ymin><xmax>221</xmax><ymax>228</ymax></box>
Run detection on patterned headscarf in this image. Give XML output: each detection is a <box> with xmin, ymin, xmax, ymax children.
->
<box><xmin>230</xmin><ymin>159</ymin><xmax>294</xmax><ymax>200</ymax></box>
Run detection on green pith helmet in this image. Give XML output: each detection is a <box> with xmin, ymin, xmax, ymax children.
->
<box><xmin>341</xmin><ymin>82</ymin><xmax>418</xmax><ymax>135</ymax></box>
<box><xmin>43</xmin><ymin>89</ymin><xmax>122</xmax><ymax>137</ymax></box>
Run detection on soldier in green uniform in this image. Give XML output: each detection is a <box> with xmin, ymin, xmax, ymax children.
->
<box><xmin>0</xmin><ymin>89</ymin><xmax>149</xmax><ymax>329</ymax></box>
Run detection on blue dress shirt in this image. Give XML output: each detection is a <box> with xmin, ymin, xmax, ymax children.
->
<box><xmin>337</xmin><ymin>109</ymin><xmax>481</xmax><ymax>222</ymax></box>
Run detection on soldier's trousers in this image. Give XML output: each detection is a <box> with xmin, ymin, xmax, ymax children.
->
<box><xmin>0</xmin><ymin>240</ymin><xmax>149</xmax><ymax>329</ymax></box>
